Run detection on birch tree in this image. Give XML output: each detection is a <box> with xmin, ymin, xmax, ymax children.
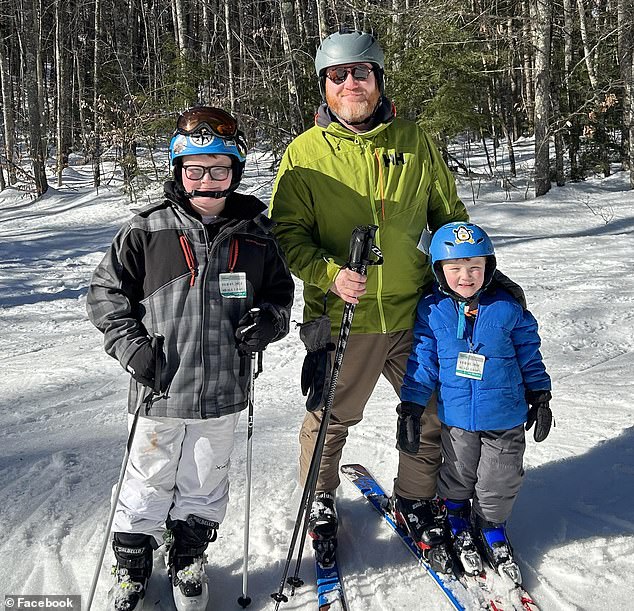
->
<box><xmin>534</xmin><ymin>0</ymin><xmax>553</xmax><ymax>196</ymax></box>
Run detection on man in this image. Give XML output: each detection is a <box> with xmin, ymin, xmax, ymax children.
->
<box><xmin>270</xmin><ymin>30</ymin><xmax>468</xmax><ymax>571</ymax></box>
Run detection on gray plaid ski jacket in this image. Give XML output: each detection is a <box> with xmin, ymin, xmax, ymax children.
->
<box><xmin>87</xmin><ymin>183</ymin><xmax>294</xmax><ymax>419</ymax></box>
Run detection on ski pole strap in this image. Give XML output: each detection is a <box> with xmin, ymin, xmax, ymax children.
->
<box><xmin>257</xmin><ymin>351</ymin><xmax>263</xmax><ymax>378</ymax></box>
<box><xmin>144</xmin><ymin>333</ymin><xmax>165</xmax><ymax>415</ymax></box>
<box><xmin>151</xmin><ymin>334</ymin><xmax>164</xmax><ymax>395</ymax></box>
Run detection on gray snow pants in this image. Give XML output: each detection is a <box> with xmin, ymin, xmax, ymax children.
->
<box><xmin>437</xmin><ymin>424</ymin><xmax>526</xmax><ymax>524</ymax></box>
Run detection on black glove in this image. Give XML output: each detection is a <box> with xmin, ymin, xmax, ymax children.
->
<box><xmin>396</xmin><ymin>401</ymin><xmax>426</xmax><ymax>455</ymax></box>
<box><xmin>126</xmin><ymin>338</ymin><xmax>165</xmax><ymax>392</ymax></box>
<box><xmin>525</xmin><ymin>389</ymin><xmax>552</xmax><ymax>442</ymax></box>
<box><xmin>299</xmin><ymin>315</ymin><xmax>335</xmax><ymax>412</ymax></box>
<box><xmin>235</xmin><ymin>307</ymin><xmax>279</xmax><ymax>353</ymax></box>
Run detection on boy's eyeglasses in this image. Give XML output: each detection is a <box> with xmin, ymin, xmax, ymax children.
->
<box><xmin>182</xmin><ymin>165</ymin><xmax>232</xmax><ymax>181</ymax></box>
<box><xmin>325</xmin><ymin>65</ymin><xmax>374</xmax><ymax>85</ymax></box>
<box><xmin>176</xmin><ymin>107</ymin><xmax>238</xmax><ymax>138</ymax></box>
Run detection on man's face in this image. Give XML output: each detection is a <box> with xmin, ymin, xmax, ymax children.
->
<box><xmin>441</xmin><ymin>257</ymin><xmax>487</xmax><ymax>299</ymax></box>
<box><xmin>324</xmin><ymin>63</ymin><xmax>380</xmax><ymax>126</ymax></box>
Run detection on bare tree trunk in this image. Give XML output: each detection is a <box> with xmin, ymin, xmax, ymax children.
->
<box><xmin>563</xmin><ymin>0</ymin><xmax>581</xmax><ymax>179</ymax></box>
<box><xmin>534</xmin><ymin>0</ymin><xmax>553</xmax><ymax>196</ymax></box>
<box><xmin>55</xmin><ymin>0</ymin><xmax>69</xmax><ymax>187</ymax></box>
<box><xmin>617</xmin><ymin>0</ymin><xmax>633</xmax><ymax>175</ymax></box>
<box><xmin>577</xmin><ymin>0</ymin><xmax>599</xmax><ymax>91</ymax></box>
<box><xmin>0</xmin><ymin>40</ymin><xmax>17</xmax><ymax>185</ymax></box>
<box><xmin>224</xmin><ymin>0</ymin><xmax>235</xmax><ymax>111</ymax></box>
<box><xmin>20</xmin><ymin>0</ymin><xmax>49</xmax><ymax>196</ymax></box>
<box><xmin>281</xmin><ymin>0</ymin><xmax>304</xmax><ymax>134</ymax></box>
<box><xmin>173</xmin><ymin>0</ymin><xmax>188</xmax><ymax>62</ymax></box>
<box><xmin>317</xmin><ymin>0</ymin><xmax>328</xmax><ymax>40</ymax></box>
<box><xmin>552</xmin><ymin>80</ymin><xmax>565</xmax><ymax>186</ymax></box>
<box><xmin>35</xmin><ymin>0</ymin><xmax>48</xmax><ymax>157</ymax></box>
<box><xmin>630</xmin><ymin>55</ymin><xmax>634</xmax><ymax>189</ymax></box>
<box><xmin>522</xmin><ymin>0</ymin><xmax>536</xmax><ymax>132</ymax></box>
<box><xmin>93</xmin><ymin>0</ymin><xmax>101</xmax><ymax>189</ymax></box>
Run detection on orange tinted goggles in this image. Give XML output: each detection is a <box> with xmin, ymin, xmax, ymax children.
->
<box><xmin>175</xmin><ymin>106</ymin><xmax>238</xmax><ymax>138</ymax></box>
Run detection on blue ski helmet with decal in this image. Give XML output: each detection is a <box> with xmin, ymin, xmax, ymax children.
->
<box><xmin>429</xmin><ymin>222</ymin><xmax>497</xmax><ymax>301</ymax></box>
<box><xmin>169</xmin><ymin>106</ymin><xmax>247</xmax><ymax>198</ymax></box>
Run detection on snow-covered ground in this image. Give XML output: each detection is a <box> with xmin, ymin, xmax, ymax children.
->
<box><xmin>0</xmin><ymin>139</ymin><xmax>633</xmax><ymax>610</ymax></box>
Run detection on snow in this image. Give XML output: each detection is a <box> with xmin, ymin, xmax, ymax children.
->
<box><xmin>0</xmin><ymin>139</ymin><xmax>633</xmax><ymax>610</ymax></box>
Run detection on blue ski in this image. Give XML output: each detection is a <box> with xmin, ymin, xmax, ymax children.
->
<box><xmin>341</xmin><ymin>463</ymin><xmax>541</xmax><ymax>611</ymax></box>
<box><xmin>340</xmin><ymin>463</ymin><xmax>467</xmax><ymax>610</ymax></box>
<box><xmin>315</xmin><ymin>556</ymin><xmax>348</xmax><ymax>610</ymax></box>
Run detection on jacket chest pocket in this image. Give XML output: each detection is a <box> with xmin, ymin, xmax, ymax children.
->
<box><xmin>227</xmin><ymin>235</ymin><xmax>267</xmax><ymax>292</ymax></box>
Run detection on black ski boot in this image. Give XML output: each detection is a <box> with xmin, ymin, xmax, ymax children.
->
<box><xmin>445</xmin><ymin>499</ymin><xmax>483</xmax><ymax>576</ymax></box>
<box><xmin>474</xmin><ymin>515</ymin><xmax>522</xmax><ymax>584</ymax></box>
<box><xmin>167</xmin><ymin>515</ymin><xmax>218</xmax><ymax>610</ymax></box>
<box><xmin>392</xmin><ymin>494</ymin><xmax>453</xmax><ymax>573</ymax></box>
<box><xmin>307</xmin><ymin>491</ymin><xmax>338</xmax><ymax>567</ymax></box>
<box><xmin>110</xmin><ymin>532</ymin><xmax>154</xmax><ymax>611</ymax></box>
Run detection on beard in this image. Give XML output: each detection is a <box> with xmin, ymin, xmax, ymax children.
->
<box><xmin>326</xmin><ymin>87</ymin><xmax>381</xmax><ymax>126</ymax></box>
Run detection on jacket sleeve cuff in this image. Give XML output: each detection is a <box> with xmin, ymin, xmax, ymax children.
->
<box><xmin>312</xmin><ymin>256</ymin><xmax>346</xmax><ymax>293</ymax></box>
<box><xmin>400</xmin><ymin>387</ymin><xmax>433</xmax><ymax>406</ymax></box>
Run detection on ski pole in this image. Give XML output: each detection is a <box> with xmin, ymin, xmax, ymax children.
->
<box><xmin>271</xmin><ymin>226</ymin><xmax>382</xmax><ymax>608</ymax></box>
<box><xmin>237</xmin><ymin>349</ymin><xmax>262</xmax><ymax>608</ymax></box>
<box><xmin>86</xmin><ymin>334</ymin><xmax>164</xmax><ymax>611</ymax></box>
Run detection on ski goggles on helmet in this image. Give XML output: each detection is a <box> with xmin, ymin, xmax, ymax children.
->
<box><xmin>325</xmin><ymin>64</ymin><xmax>374</xmax><ymax>85</ymax></box>
<box><xmin>175</xmin><ymin>106</ymin><xmax>240</xmax><ymax>139</ymax></box>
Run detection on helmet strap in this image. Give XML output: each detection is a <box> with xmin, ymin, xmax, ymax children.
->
<box><xmin>185</xmin><ymin>188</ymin><xmax>232</xmax><ymax>199</ymax></box>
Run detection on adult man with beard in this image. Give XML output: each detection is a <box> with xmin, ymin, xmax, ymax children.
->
<box><xmin>270</xmin><ymin>30</ymin><xmax>469</xmax><ymax>572</ymax></box>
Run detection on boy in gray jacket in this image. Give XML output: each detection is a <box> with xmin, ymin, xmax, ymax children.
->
<box><xmin>87</xmin><ymin>107</ymin><xmax>293</xmax><ymax>610</ymax></box>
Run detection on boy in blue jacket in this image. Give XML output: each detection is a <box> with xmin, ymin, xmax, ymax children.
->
<box><xmin>397</xmin><ymin>222</ymin><xmax>552</xmax><ymax>584</ymax></box>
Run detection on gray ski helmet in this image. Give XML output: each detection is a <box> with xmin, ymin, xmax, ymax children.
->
<box><xmin>315</xmin><ymin>30</ymin><xmax>385</xmax><ymax>97</ymax></box>
<box><xmin>315</xmin><ymin>30</ymin><xmax>384</xmax><ymax>76</ymax></box>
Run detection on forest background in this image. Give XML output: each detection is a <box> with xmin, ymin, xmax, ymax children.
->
<box><xmin>0</xmin><ymin>0</ymin><xmax>633</xmax><ymax>199</ymax></box>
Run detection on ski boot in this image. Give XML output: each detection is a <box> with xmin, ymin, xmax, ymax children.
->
<box><xmin>307</xmin><ymin>491</ymin><xmax>338</xmax><ymax>567</ymax></box>
<box><xmin>110</xmin><ymin>532</ymin><xmax>154</xmax><ymax>611</ymax></box>
<box><xmin>392</xmin><ymin>494</ymin><xmax>453</xmax><ymax>573</ymax></box>
<box><xmin>167</xmin><ymin>515</ymin><xmax>218</xmax><ymax>610</ymax></box>
<box><xmin>475</xmin><ymin>516</ymin><xmax>522</xmax><ymax>584</ymax></box>
<box><xmin>445</xmin><ymin>499</ymin><xmax>483</xmax><ymax>576</ymax></box>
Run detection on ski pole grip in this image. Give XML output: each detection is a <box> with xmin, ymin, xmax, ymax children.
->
<box><xmin>347</xmin><ymin>225</ymin><xmax>378</xmax><ymax>272</ymax></box>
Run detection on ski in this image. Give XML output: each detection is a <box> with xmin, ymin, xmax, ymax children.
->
<box><xmin>315</xmin><ymin>555</ymin><xmax>348</xmax><ymax>611</ymax></box>
<box><xmin>341</xmin><ymin>463</ymin><xmax>539</xmax><ymax>611</ymax></box>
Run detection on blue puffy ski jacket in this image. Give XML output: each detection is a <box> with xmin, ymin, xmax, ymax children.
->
<box><xmin>400</xmin><ymin>286</ymin><xmax>551</xmax><ymax>431</ymax></box>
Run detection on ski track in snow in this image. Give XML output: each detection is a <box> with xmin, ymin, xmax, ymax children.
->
<box><xmin>0</xmin><ymin>142</ymin><xmax>633</xmax><ymax>609</ymax></box>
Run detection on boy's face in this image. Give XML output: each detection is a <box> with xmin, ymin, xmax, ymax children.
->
<box><xmin>181</xmin><ymin>153</ymin><xmax>233</xmax><ymax>216</ymax></box>
<box><xmin>442</xmin><ymin>257</ymin><xmax>487</xmax><ymax>299</ymax></box>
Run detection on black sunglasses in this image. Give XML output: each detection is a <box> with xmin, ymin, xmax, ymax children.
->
<box><xmin>325</xmin><ymin>65</ymin><xmax>374</xmax><ymax>85</ymax></box>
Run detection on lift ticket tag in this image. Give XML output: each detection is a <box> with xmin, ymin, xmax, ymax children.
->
<box><xmin>219</xmin><ymin>272</ymin><xmax>247</xmax><ymax>298</ymax></box>
<box><xmin>456</xmin><ymin>352</ymin><xmax>486</xmax><ymax>380</ymax></box>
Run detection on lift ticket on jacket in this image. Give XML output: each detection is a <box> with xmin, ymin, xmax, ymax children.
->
<box><xmin>219</xmin><ymin>272</ymin><xmax>247</xmax><ymax>298</ymax></box>
<box><xmin>455</xmin><ymin>351</ymin><xmax>486</xmax><ymax>380</ymax></box>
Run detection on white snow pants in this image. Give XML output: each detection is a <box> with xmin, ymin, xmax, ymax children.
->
<box><xmin>112</xmin><ymin>412</ymin><xmax>240</xmax><ymax>545</ymax></box>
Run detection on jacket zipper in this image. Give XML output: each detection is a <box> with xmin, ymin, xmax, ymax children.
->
<box><xmin>434</xmin><ymin>179</ymin><xmax>452</xmax><ymax>216</ymax></box>
<box><xmin>467</xmin><ymin>304</ymin><xmax>480</xmax><ymax>431</ymax></box>
<box><xmin>361</xmin><ymin>138</ymin><xmax>387</xmax><ymax>333</ymax></box>
<box><xmin>200</xmin><ymin>220</ymin><xmax>250</xmax><ymax>418</ymax></box>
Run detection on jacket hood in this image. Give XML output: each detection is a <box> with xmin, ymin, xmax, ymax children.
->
<box><xmin>315</xmin><ymin>95</ymin><xmax>395</xmax><ymax>131</ymax></box>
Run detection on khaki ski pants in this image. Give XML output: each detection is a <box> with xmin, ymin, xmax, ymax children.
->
<box><xmin>298</xmin><ymin>330</ymin><xmax>441</xmax><ymax>500</ymax></box>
